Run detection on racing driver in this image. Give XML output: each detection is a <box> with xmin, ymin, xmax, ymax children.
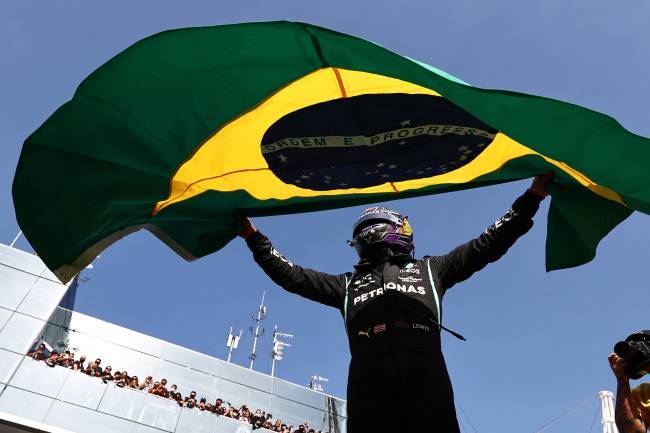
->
<box><xmin>237</xmin><ymin>173</ymin><xmax>551</xmax><ymax>433</ymax></box>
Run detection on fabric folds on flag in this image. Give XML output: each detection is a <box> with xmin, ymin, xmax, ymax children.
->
<box><xmin>12</xmin><ymin>21</ymin><xmax>650</xmax><ymax>283</ymax></box>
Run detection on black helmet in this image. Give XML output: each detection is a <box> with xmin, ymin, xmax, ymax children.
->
<box><xmin>349</xmin><ymin>206</ymin><xmax>414</xmax><ymax>258</ymax></box>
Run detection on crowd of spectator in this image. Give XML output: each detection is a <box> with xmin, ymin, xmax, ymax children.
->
<box><xmin>27</xmin><ymin>343</ymin><xmax>331</xmax><ymax>433</ymax></box>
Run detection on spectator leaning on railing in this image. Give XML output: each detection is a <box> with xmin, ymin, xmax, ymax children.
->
<box><xmin>84</xmin><ymin>358</ymin><xmax>102</xmax><ymax>377</ymax></box>
<box><xmin>100</xmin><ymin>366</ymin><xmax>114</xmax><ymax>382</ymax></box>
<box><xmin>140</xmin><ymin>375</ymin><xmax>153</xmax><ymax>391</ymax></box>
<box><xmin>169</xmin><ymin>384</ymin><xmax>181</xmax><ymax>401</ymax></box>
<box><xmin>184</xmin><ymin>390</ymin><xmax>197</xmax><ymax>408</ymax></box>
<box><xmin>57</xmin><ymin>350</ymin><xmax>74</xmax><ymax>368</ymax></box>
<box><xmin>116</xmin><ymin>371</ymin><xmax>129</xmax><ymax>387</ymax></box>
<box><xmin>27</xmin><ymin>343</ymin><xmax>46</xmax><ymax>360</ymax></box>
<box><xmin>214</xmin><ymin>398</ymin><xmax>226</xmax><ymax>415</ymax></box>
<box><xmin>71</xmin><ymin>355</ymin><xmax>85</xmax><ymax>371</ymax></box>
<box><xmin>128</xmin><ymin>375</ymin><xmax>140</xmax><ymax>389</ymax></box>
<box><xmin>44</xmin><ymin>350</ymin><xmax>59</xmax><ymax>367</ymax></box>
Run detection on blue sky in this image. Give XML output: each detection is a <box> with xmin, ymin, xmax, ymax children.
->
<box><xmin>2</xmin><ymin>1</ymin><xmax>649</xmax><ymax>432</ymax></box>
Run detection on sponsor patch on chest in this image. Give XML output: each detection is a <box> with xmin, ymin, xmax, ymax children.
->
<box><xmin>399</xmin><ymin>263</ymin><xmax>420</xmax><ymax>274</ymax></box>
<box><xmin>397</xmin><ymin>275</ymin><xmax>422</xmax><ymax>283</ymax></box>
<box><xmin>352</xmin><ymin>273</ymin><xmax>376</xmax><ymax>291</ymax></box>
<box><xmin>352</xmin><ymin>281</ymin><xmax>426</xmax><ymax>305</ymax></box>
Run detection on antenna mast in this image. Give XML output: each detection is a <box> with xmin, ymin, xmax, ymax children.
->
<box><xmin>271</xmin><ymin>324</ymin><xmax>293</xmax><ymax>377</ymax></box>
<box><xmin>226</xmin><ymin>326</ymin><xmax>243</xmax><ymax>363</ymax></box>
<box><xmin>598</xmin><ymin>390</ymin><xmax>618</xmax><ymax>433</ymax></box>
<box><xmin>248</xmin><ymin>291</ymin><xmax>266</xmax><ymax>370</ymax></box>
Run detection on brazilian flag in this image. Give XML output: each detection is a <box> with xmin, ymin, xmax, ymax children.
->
<box><xmin>12</xmin><ymin>21</ymin><xmax>650</xmax><ymax>283</ymax></box>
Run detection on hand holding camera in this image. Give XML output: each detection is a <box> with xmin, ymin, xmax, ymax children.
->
<box><xmin>613</xmin><ymin>331</ymin><xmax>650</xmax><ymax>380</ymax></box>
<box><xmin>609</xmin><ymin>353</ymin><xmax>629</xmax><ymax>381</ymax></box>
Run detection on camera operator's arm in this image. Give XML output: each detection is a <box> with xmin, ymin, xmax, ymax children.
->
<box><xmin>238</xmin><ymin>214</ymin><xmax>347</xmax><ymax>309</ymax></box>
<box><xmin>609</xmin><ymin>354</ymin><xmax>647</xmax><ymax>433</ymax></box>
<box><xmin>433</xmin><ymin>174</ymin><xmax>550</xmax><ymax>290</ymax></box>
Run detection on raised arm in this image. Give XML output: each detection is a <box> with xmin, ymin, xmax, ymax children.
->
<box><xmin>238</xmin><ymin>214</ymin><xmax>347</xmax><ymax>309</ymax></box>
<box><xmin>609</xmin><ymin>353</ymin><xmax>647</xmax><ymax>433</ymax></box>
<box><xmin>433</xmin><ymin>174</ymin><xmax>551</xmax><ymax>290</ymax></box>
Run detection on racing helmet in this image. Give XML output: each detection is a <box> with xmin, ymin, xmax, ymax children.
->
<box><xmin>349</xmin><ymin>206</ymin><xmax>414</xmax><ymax>258</ymax></box>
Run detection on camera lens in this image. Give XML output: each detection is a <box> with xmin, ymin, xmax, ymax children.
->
<box><xmin>614</xmin><ymin>341</ymin><xmax>632</xmax><ymax>358</ymax></box>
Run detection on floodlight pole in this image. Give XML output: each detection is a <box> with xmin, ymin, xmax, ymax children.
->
<box><xmin>598</xmin><ymin>391</ymin><xmax>618</xmax><ymax>433</ymax></box>
<box><xmin>270</xmin><ymin>324</ymin><xmax>293</xmax><ymax>378</ymax></box>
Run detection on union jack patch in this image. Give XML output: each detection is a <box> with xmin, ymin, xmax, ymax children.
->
<box><xmin>373</xmin><ymin>324</ymin><xmax>387</xmax><ymax>334</ymax></box>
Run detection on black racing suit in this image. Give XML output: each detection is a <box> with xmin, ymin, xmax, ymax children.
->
<box><xmin>245</xmin><ymin>191</ymin><xmax>543</xmax><ymax>433</ymax></box>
